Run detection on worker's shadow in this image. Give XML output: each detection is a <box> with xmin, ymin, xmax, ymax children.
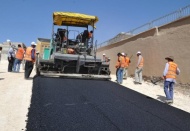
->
<box><xmin>157</xmin><ymin>95</ymin><xmax>166</xmax><ymax>102</ymax></box>
<box><xmin>0</xmin><ymin>78</ymin><xmax>5</xmax><ymax>80</ymax></box>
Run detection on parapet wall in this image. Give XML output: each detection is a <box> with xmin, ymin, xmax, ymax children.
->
<box><xmin>97</xmin><ymin>16</ymin><xmax>190</xmax><ymax>83</ymax></box>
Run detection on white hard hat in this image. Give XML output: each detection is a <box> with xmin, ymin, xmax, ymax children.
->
<box><xmin>121</xmin><ymin>52</ymin><xmax>125</xmax><ymax>56</ymax></box>
<box><xmin>103</xmin><ymin>53</ymin><xmax>106</xmax><ymax>56</ymax></box>
<box><xmin>31</xmin><ymin>42</ymin><xmax>37</xmax><ymax>45</ymax></box>
<box><xmin>136</xmin><ymin>51</ymin><xmax>141</xmax><ymax>54</ymax></box>
<box><xmin>7</xmin><ymin>39</ymin><xmax>11</xmax><ymax>43</ymax></box>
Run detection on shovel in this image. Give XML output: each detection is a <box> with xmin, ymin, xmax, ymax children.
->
<box><xmin>151</xmin><ymin>77</ymin><xmax>163</xmax><ymax>85</ymax></box>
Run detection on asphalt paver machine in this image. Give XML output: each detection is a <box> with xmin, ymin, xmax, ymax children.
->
<box><xmin>36</xmin><ymin>12</ymin><xmax>111</xmax><ymax>80</ymax></box>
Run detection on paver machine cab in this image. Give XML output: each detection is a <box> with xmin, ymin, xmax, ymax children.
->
<box><xmin>36</xmin><ymin>12</ymin><xmax>111</xmax><ymax>80</ymax></box>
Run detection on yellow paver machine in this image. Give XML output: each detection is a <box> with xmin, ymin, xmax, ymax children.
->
<box><xmin>35</xmin><ymin>12</ymin><xmax>111</xmax><ymax>80</ymax></box>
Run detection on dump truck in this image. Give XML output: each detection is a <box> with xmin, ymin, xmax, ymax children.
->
<box><xmin>35</xmin><ymin>12</ymin><xmax>111</xmax><ymax>80</ymax></box>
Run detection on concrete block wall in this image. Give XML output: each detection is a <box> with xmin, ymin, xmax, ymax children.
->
<box><xmin>97</xmin><ymin>16</ymin><xmax>190</xmax><ymax>83</ymax></box>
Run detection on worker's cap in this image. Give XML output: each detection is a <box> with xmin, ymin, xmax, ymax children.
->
<box><xmin>121</xmin><ymin>52</ymin><xmax>125</xmax><ymax>56</ymax></box>
<box><xmin>103</xmin><ymin>53</ymin><xmax>106</xmax><ymax>56</ymax></box>
<box><xmin>136</xmin><ymin>51</ymin><xmax>141</xmax><ymax>54</ymax></box>
<box><xmin>7</xmin><ymin>39</ymin><xmax>11</xmax><ymax>43</ymax></box>
<box><xmin>31</xmin><ymin>42</ymin><xmax>37</xmax><ymax>46</ymax></box>
<box><xmin>165</xmin><ymin>56</ymin><xmax>174</xmax><ymax>61</ymax></box>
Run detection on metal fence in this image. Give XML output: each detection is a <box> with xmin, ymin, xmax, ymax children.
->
<box><xmin>97</xmin><ymin>5</ymin><xmax>190</xmax><ymax>48</ymax></box>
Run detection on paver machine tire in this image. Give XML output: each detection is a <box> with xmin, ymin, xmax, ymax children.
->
<box><xmin>35</xmin><ymin>53</ymin><xmax>41</xmax><ymax>76</ymax></box>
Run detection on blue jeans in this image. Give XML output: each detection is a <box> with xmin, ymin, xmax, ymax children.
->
<box><xmin>117</xmin><ymin>68</ymin><xmax>124</xmax><ymax>84</ymax></box>
<box><xmin>13</xmin><ymin>58</ymin><xmax>22</xmax><ymax>72</ymax></box>
<box><xmin>164</xmin><ymin>81</ymin><xmax>174</xmax><ymax>100</ymax></box>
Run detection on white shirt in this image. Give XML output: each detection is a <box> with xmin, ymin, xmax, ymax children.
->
<box><xmin>8</xmin><ymin>47</ymin><xmax>15</xmax><ymax>58</ymax></box>
<box><xmin>137</xmin><ymin>55</ymin><xmax>142</xmax><ymax>67</ymax></box>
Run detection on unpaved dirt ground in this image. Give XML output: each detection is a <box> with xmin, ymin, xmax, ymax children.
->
<box><xmin>0</xmin><ymin>60</ymin><xmax>35</xmax><ymax>131</ymax></box>
<box><xmin>0</xmin><ymin>60</ymin><xmax>190</xmax><ymax>131</ymax></box>
<box><xmin>110</xmin><ymin>75</ymin><xmax>190</xmax><ymax>113</ymax></box>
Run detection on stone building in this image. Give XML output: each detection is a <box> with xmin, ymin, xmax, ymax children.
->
<box><xmin>0</xmin><ymin>41</ymin><xmax>26</xmax><ymax>60</ymax></box>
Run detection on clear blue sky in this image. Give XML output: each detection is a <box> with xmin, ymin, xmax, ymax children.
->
<box><xmin>0</xmin><ymin>0</ymin><xmax>189</xmax><ymax>46</ymax></box>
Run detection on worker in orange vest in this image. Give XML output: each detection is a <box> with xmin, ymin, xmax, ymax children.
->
<box><xmin>134</xmin><ymin>51</ymin><xmax>144</xmax><ymax>84</ymax></box>
<box><xmin>117</xmin><ymin>52</ymin><xmax>125</xmax><ymax>84</ymax></box>
<box><xmin>13</xmin><ymin>44</ymin><xmax>25</xmax><ymax>72</ymax></box>
<box><xmin>123</xmin><ymin>53</ymin><xmax>130</xmax><ymax>79</ymax></box>
<box><xmin>115</xmin><ymin>52</ymin><xmax>121</xmax><ymax>81</ymax></box>
<box><xmin>24</xmin><ymin>42</ymin><xmax>36</xmax><ymax>79</ymax></box>
<box><xmin>163</xmin><ymin>56</ymin><xmax>180</xmax><ymax>104</ymax></box>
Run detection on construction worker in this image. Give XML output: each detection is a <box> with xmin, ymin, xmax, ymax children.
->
<box><xmin>13</xmin><ymin>44</ymin><xmax>25</xmax><ymax>72</ymax></box>
<box><xmin>117</xmin><ymin>52</ymin><xmax>125</xmax><ymax>84</ymax></box>
<box><xmin>76</xmin><ymin>32</ymin><xmax>83</xmax><ymax>42</ymax></box>
<box><xmin>22</xmin><ymin>47</ymin><xmax>27</xmax><ymax>70</ymax></box>
<box><xmin>134</xmin><ymin>51</ymin><xmax>144</xmax><ymax>84</ymax></box>
<box><xmin>0</xmin><ymin>47</ymin><xmax>2</xmax><ymax>62</ymax></box>
<box><xmin>115</xmin><ymin>53</ymin><xmax>121</xmax><ymax>81</ymax></box>
<box><xmin>7</xmin><ymin>39</ymin><xmax>15</xmax><ymax>72</ymax></box>
<box><xmin>102</xmin><ymin>53</ymin><xmax>106</xmax><ymax>62</ymax></box>
<box><xmin>163</xmin><ymin>56</ymin><xmax>180</xmax><ymax>104</ymax></box>
<box><xmin>123</xmin><ymin>53</ymin><xmax>130</xmax><ymax>79</ymax></box>
<box><xmin>105</xmin><ymin>57</ymin><xmax>110</xmax><ymax>62</ymax></box>
<box><xmin>24</xmin><ymin>42</ymin><xmax>36</xmax><ymax>79</ymax></box>
<box><xmin>88</xmin><ymin>30</ymin><xmax>93</xmax><ymax>39</ymax></box>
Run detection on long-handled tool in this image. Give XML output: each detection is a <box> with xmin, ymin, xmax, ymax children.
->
<box><xmin>151</xmin><ymin>77</ymin><xmax>163</xmax><ymax>85</ymax></box>
<box><xmin>129</xmin><ymin>55</ymin><xmax>133</xmax><ymax>63</ymax></box>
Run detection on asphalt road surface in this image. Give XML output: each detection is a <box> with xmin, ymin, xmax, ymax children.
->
<box><xmin>26</xmin><ymin>76</ymin><xmax>190</xmax><ymax>131</ymax></box>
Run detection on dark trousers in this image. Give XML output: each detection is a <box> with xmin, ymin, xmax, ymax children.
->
<box><xmin>8</xmin><ymin>57</ymin><xmax>15</xmax><ymax>72</ymax></box>
<box><xmin>25</xmin><ymin>60</ymin><xmax>34</xmax><ymax>78</ymax></box>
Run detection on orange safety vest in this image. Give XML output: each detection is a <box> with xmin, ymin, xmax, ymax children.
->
<box><xmin>16</xmin><ymin>47</ymin><xmax>25</xmax><ymax>60</ymax></box>
<box><xmin>138</xmin><ymin>56</ymin><xmax>144</xmax><ymax>67</ymax></box>
<box><xmin>115</xmin><ymin>56</ymin><xmax>125</xmax><ymax>68</ymax></box>
<box><xmin>166</xmin><ymin>62</ymin><xmax>177</xmax><ymax>79</ymax></box>
<box><xmin>115</xmin><ymin>56</ymin><xmax>120</xmax><ymax>68</ymax></box>
<box><xmin>124</xmin><ymin>57</ymin><xmax>130</xmax><ymax>68</ymax></box>
<box><xmin>119</xmin><ymin>56</ymin><xmax>125</xmax><ymax>68</ymax></box>
<box><xmin>24</xmin><ymin>47</ymin><xmax>35</xmax><ymax>62</ymax></box>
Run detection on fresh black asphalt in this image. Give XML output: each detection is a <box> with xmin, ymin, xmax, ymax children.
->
<box><xmin>26</xmin><ymin>76</ymin><xmax>190</xmax><ymax>131</ymax></box>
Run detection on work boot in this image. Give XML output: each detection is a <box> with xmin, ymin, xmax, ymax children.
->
<box><xmin>134</xmin><ymin>81</ymin><xmax>139</xmax><ymax>84</ymax></box>
<box><xmin>165</xmin><ymin>99</ymin><xmax>173</xmax><ymax>104</ymax></box>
